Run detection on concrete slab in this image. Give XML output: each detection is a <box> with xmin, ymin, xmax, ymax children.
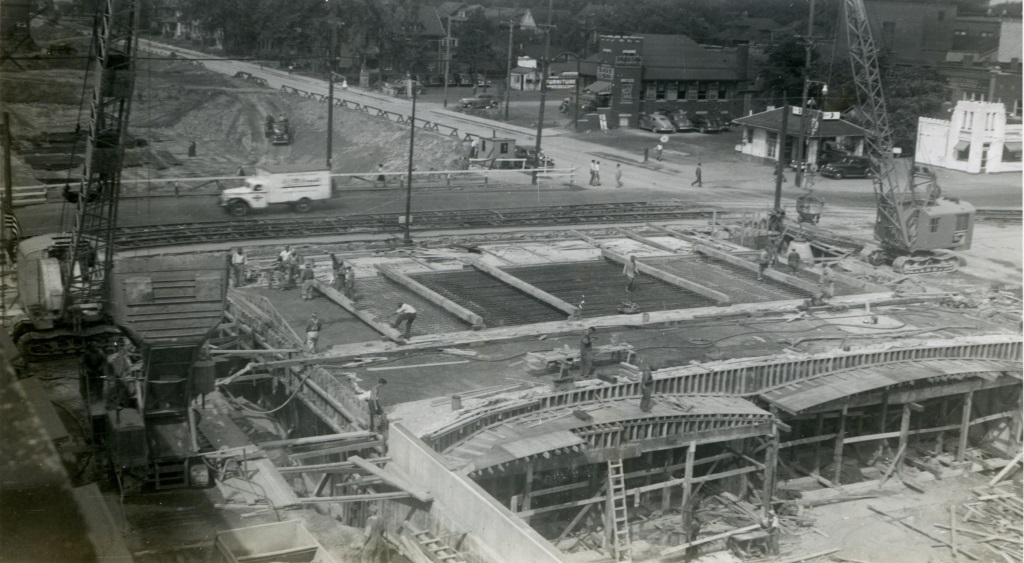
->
<box><xmin>248</xmin><ymin>286</ymin><xmax>381</xmax><ymax>347</ymax></box>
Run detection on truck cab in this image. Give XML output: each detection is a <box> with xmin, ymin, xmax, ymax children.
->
<box><xmin>219</xmin><ymin>165</ymin><xmax>331</xmax><ymax>217</ymax></box>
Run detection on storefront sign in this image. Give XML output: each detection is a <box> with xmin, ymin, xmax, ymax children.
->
<box><xmin>615</xmin><ymin>54</ymin><xmax>643</xmax><ymax>67</ymax></box>
<box><xmin>597</xmin><ymin>65</ymin><xmax>615</xmax><ymax>80</ymax></box>
<box><xmin>948</xmin><ymin>76</ymin><xmax>982</xmax><ymax>90</ymax></box>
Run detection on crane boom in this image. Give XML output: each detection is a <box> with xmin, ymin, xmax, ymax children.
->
<box><xmin>62</xmin><ymin>0</ymin><xmax>138</xmax><ymax>316</ymax></box>
<box><xmin>842</xmin><ymin>0</ymin><xmax>974</xmax><ymax>273</ymax></box>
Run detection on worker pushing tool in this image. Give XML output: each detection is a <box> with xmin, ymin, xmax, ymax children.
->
<box><xmin>300</xmin><ymin>259</ymin><xmax>316</xmax><ymax>300</ymax></box>
<box><xmin>578</xmin><ymin>327</ymin><xmax>596</xmax><ymax>379</ymax></box>
<box><xmin>390</xmin><ymin>302</ymin><xmax>417</xmax><ymax>340</ymax></box>
<box><xmin>639</xmin><ymin>361</ymin><xmax>655</xmax><ymax>412</ymax></box>
<box><xmin>623</xmin><ymin>254</ymin><xmax>639</xmax><ymax>293</ymax></box>
<box><xmin>305</xmin><ymin>312</ymin><xmax>322</xmax><ymax>354</ymax></box>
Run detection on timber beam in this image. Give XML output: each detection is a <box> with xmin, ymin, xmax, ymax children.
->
<box><xmin>694</xmin><ymin>243</ymin><xmax>821</xmax><ymax>295</ymax></box>
<box><xmin>377</xmin><ymin>264</ymin><xmax>485</xmax><ymax>329</ymax></box>
<box><xmin>465</xmin><ymin>257</ymin><xmax>580</xmax><ymax>318</ymax></box>
<box><xmin>314</xmin><ymin>280</ymin><xmax>405</xmax><ymax>342</ymax></box>
<box><xmin>611</xmin><ymin>227</ymin><xmax>680</xmax><ymax>253</ymax></box>
<box><xmin>601</xmin><ymin>248</ymin><xmax>730</xmax><ymax>305</ymax></box>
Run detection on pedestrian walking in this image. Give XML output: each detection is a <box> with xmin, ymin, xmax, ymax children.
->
<box><xmin>376</xmin><ymin>163</ymin><xmax>386</xmax><ymax>187</ymax></box>
<box><xmin>639</xmin><ymin>362</ymin><xmax>655</xmax><ymax>412</ymax></box>
<box><xmin>390</xmin><ymin>302</ymin><xmax>417</xmax><ymax>339</ymax></box>
<box><xmin>470</xmin><ymin>137</ymin><xmax>479</xmax><ymax>158</ymax></box>
<box><xmin>691</xmin><ymin>162</ymin><xmax>702</xmax><ymax>187</ymax></box>
<box><xmin>341</xmin><ymin>78</ymin><xmax>348</xmax><ymax>90</ymax></box>
<box><xmin>237</xmin><ymin>166</ymin><xmax>246</xmax><ymax>177</ymax></box>
<box><xmin>643</xmin><ymin>147</ymin><xmax>649</xmax><ymax>163</ymax></box>
<box><xmin>343</xmin><ymin>263</ymin><xmax>356</xmax><ymax>301</ymax></box>
<box><xmin>300</xmin><ymin>260</ymin><xmax>316</xmax><ymax>300</ymax></box>
<box><xmin>588</xmin><ymin>160</ymin><xmax>597</xmax><ymax>185</ymax></box>
<box><xmin>187</xmin><ymin>139</ymin><xmax>196</xmax><ymax>157</ymax></box>
<box><xmin>594</xmin><ymin>161</ymin><xmax>601</xmax><ymax>185</ymax></box>
<box><xmin>656</xmin><ymin>143</ymin><xmax>663</xmax><ymax>161</ymax></box>
<box><xmin>278</xmin><ymin>245</ymin><xmax>296</xmax><ymax>288</ymax></box>
<box><xmin>305</xmin><ymin>312</ymin><xmax>323</xmax><ymax>354</ymax></box>
<box><xmin>819</xmin><ymin>263</ymin><xmax>836</xmax><ymax>300</ymax></box>
<box><xmin>787</xmin><ymin>247</ymin><xmax>802</xmax><ymax>274</ymax></box>
<box><xmin>230</xmin><ymin>247</ymin><xmax>247</xmax><ymax>288</ymax></box>
<box><xmin>623</xmin><ymin>254</ymin><xmax>639</xmax><ymax>293</ymax></box>
<box><xmin>615</xmin><ymin>164</ymin><xmax>623</xmax><ymax>188</ymax></box>
<box><xmin>578</xmin><ymin>327</ymin><xmax>596</xmax><ymax>379</ymax></box>
<box><xmin>757</xmin><ymin>248</ymin><xmax>772</xmax><ymax>281</ymax></box>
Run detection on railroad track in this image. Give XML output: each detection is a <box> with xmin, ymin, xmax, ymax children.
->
<box><xmin>113</xmin><ymin>203</ymin><xmax>718</xmax><ymax>249</ymax></box>
<box><xmin>974</xmin><ymin>209</ymin><xmax>1022</xmax><ymax>223</ymax></box>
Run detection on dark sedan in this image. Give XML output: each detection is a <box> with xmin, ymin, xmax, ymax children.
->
<box><xmin>819</xmin><ymin>156</ymin><xmax>873</xmax><ymax>179</ymax></box>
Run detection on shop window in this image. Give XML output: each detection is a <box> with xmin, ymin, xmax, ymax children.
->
<box><xmin>955</xmin><ymin>142</ymin><xmax>970</xmax><ymax>161</ymax></box>
<box><xmin>697</xmin><ymin>82</ymin><xmax>708</xmax><ymax>100</ymax></box>
<box><xmin>656</xmin><ymin>82</ymin><xmax>667</xmax><ymax>100</ymax></box>
<box><xmin>677</xmin><ymin>82</ymin><xmax>687</xmax><ymax>99</ymax></box>
<box><xmin>1004</xmin><ymin>144</ymin><xmax>1022</xmax><ymax>162</ymax></box>
<box><xmin>666</xmin><ymin>81</ymin><xmax>678</xmax><ymax>101</ymax></box>
<box><xmin>718</xmin><ymin>83</ymin><xmax>728</xmax><ymax>100</ymax></box>
<box><xmin>708</xmin><ymin>82</ymin><xmax>719</xmax><ymax>101</ymax></box>
<box><xmin>929</xmin><ymin>217</ymin><xmax>940</xmax><ymax>233</ymax></box>
<box><xmin>767</xmin><ymin>132</ymin><xmax>779</xmax><ymax>158</ymax></box>
<box><xmin>621</xmin><ymin>81</ymin><xmax>633</xmax><ymax>102</ymax></box>
<box><xmin>645</xmin><ymin>83</ymin><xmax>657</xmax><ymax>100</ymax></box>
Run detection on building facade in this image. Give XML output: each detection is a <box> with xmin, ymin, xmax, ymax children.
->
<box><xmin>917</xmin><ymin>100</ymin><xmax>1022</xmax><ymax>174</ymax></box>
<box><xmin>578</xmin><ymin>34</ymin><xmax>752</xmax><ymax>129</ymax></box>
<box><xmin>733</xmin><ymin>107</ymin><xmax>867</xmax><ymax>166</ymax></box>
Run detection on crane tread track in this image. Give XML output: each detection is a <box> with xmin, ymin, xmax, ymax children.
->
<box><xmin>113</xmin><ymin>203</ymin><xmax>717</xmax><ymax>249</ymax></box>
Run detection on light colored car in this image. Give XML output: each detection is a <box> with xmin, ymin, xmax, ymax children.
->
<box><xmin>459</xmin><ymin>93</ymin><xmax>499</xmax><ymax>109</ymax></box>
<box><xmin>638</xmin><ymin>114</ymin><xmax>676</xmax><ymax>133</ymax></box>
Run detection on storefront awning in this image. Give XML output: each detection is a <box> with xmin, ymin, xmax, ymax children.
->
<box><xmin>585</xmin><ymin>81</ymin><xmax>612</xmax><ymax>94</ymax></box>
<box><xmin>953</xmin><ymin>140</ymin><xmax>970</xmax><ymax>151</ymax></box>
<box><xmin>1004</xmin><ymin>142</ymin><xmax>1022</xmax><ymax>152</ymax></box>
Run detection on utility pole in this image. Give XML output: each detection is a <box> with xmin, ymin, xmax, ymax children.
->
<box><xmin>404</xmin><ymin>79</ymin><xmax>416</xmax><ymax>244</ymax></box>
<box><xmin>443</xmin><ymin>15</ymin><xmax>452</xmax><ymax>109</ymax></box>
<box><xmin>1</xmin><ymin>112</ymin><xmax>10</xmax><ymax>326</ymax></box>
<box><xmin>794</xmin><ymin>0</ymin><xmax>817</xmax><ymax>187</ymax></box>
<box><xmin>774</xmin><ymin>96</ymin><xmax>789</xmax><ymax>212</ymax></box>
<box><xmin>504</xmin><ymin>21</ymin><xmax>515</xmax><ymax>122</ymax></box>
<box><xmin>326</xmin><ymin>22</ymin><xmax>337</xmax><ymax>170</ymax></box>
<box><xmin>572</xmin><ymin>54</ymin><xmax>581</xmax><ymax>131</ymax></box>
<box><xmin>532</xmin><ymin>0</ymin><xmax>553</xmax><ymax>186</ymax></box>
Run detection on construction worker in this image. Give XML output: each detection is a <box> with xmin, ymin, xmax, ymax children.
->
<box><xmin>343</xmin><ymin>263</ymin><xmax>356</xmax><ymax>300</ymax></box>
<box><xmin>376</xmin><ymin>163</ymin><xmax>386</xmax><ymax>187</ymax></box>
<box><xmin>187</xmin><ymin>139</ymin><xmax>196</xmax><ymax>157</ymax></box>
<box><xmin>765</xmin><ymin>510</ymin><xmax>781</xmax><ymax>555</ymax></box>
<box><xmin>230</xmin><ymin>247</ymin><xmax>247</xmax><ymax>288</ymax></box>
<box><xmin>80</xmin><ymin>342</ymin><xmax>106</xmax><ymax>402</ymax></box>
<box><xmin>615</xmin><ymin>163</ymin><xmax>623</xmax><ymax>188</ymax></box>
<box><xmin>390</xmin><ymin>302</ymin><xmax>417</xmax><ymax>339</ymax></box>
<box><xmin>757</xmin><ymin>248</ymin><xmax>772</xmax><ymax>281</ymax></box>
<box><xmin>330</xmin><ymin>254</ymin><xmax>345</xmax><ymax>291</ymax></box>
<box><xmin>299</xmin><ymin>260</ymin><xmax>316</xmax><ymax>300</ymax></box>
<box><xmin>787</xmin><ymin>247</ymin><xmax>802</xmax><ymax>274</ymax></box>
<box><xmin>588</xmin><ymin>160</ymin><xmax>597</xmax><ymax>185</ymax></box>
<box><xmin>305</xmin><ymin>312</ymin><xmax>322</xmax><ymax>353</ymax></box>
<box><xmin>819</xmin><ymin>263</ymin><xmax>837</xmax><ymax>300</ymax></box>
<box><xmin>623</xmin><ymin>254</ymin><xmax>639</xmax><ymax>293</ymax></box>
<box><xmin>639</xmin><ymin>362</ymin><xmax>655</xmax><ymax>412</ymax></box>
<box><xmin>578</xmin><ymin>327</ymin><xmax>596</xmax><ymax>379</ymax></box>
<box><xmin>594</xmin><ymin>161</ymin><xmax>602</xmax><ymax>185</ymax></box>
<box><xmin>691</xmin><ymin>162</ymin><xmax>702</xmax><ymax>187</ymax></box>
<box><xmin>656</xmin><ymin>143</ymin><xmax>663</xmax><ymax>161</ymax></box>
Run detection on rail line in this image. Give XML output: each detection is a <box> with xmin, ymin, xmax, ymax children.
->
<box><xmin>113</xmin><ymin>202</ymin><xmax>718</xmax><ymax>249</ymax></box>
<box><xmin>974</xmin><ymin>209</ymin><xmax>1022</xmax><ymax>223</ymax></box>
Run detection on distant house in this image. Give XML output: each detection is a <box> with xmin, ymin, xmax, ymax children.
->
<box><xmin>733</xmin><ymin>106</ymin><xmax>868</xmax><ymax>165</ymax></box>
<box><xmin>917</xmin><ymin>100</ymin><xmax>1022</xmax><ymax>174</ymax></box>
<box><xmin>509</xmin><ymin>57</ymin><xmax>541</xmax><ymax>90</ymax></box>
<box><xmin>714</xmin><ymin>15</ymin><xmax>794</xmax><ymax>46</ymax></box>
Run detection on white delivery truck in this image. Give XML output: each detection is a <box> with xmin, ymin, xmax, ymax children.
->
<box><xmin>219</xmin><ymin>164</ymin><xmax>331</xmax><ymax>217</ymax></box>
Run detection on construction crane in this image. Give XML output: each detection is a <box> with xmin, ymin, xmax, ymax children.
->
<box><xmin>843</xmin><ymin>0</ymin><xmax>975</xmax><ymax>274</ymax></box>
<box><xmin>11</xmin><ymin>0</ymin><xmax>230</xmax><ymax>490</ymax></box>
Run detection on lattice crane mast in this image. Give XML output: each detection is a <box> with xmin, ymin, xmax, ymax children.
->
<box><xmin>843</xmin><ymin>0</ymin><xmax>974</xmax><ymax>274</ymax></box>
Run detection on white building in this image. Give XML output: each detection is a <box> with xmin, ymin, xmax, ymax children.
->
<box><xmin>916</xmin><ymin>100</ymin><xmax>1022</xmax><ymax>174</ymax></box>
<box><xmin>509</xmin><ymin>57</ymin><xmax>542</xmax><ymax>91</ymax></box>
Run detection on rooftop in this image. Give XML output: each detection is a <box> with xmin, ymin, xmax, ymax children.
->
<box><xmin>733</xmin><ymin>107</ymin><xmax>870</xmax><ymax>137</ymax></box>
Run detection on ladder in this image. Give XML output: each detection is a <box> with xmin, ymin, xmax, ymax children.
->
<box><xmin>412</xmin><ymin>529</ymin><xmax>468</xmax><ymax>563</ymax></box>
<box><xmin>607</xmin><ymin>459</ymin><xmax>632</xmax><ymax>562</ymax></box>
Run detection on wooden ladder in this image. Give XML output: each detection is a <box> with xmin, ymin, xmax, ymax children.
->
<box><xmin>607</xmin><ymin>459</ymin><xmax>632</xmax><ymax>562</ymax></box>
<box><xmin>412</xmin><ymin>529</ymin><xmax>468</xmax><ymax>563</ymax></box>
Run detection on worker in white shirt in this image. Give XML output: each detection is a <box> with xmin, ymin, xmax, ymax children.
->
<box><xmin>623</xmin><ymin>254</ymin><xmax>639</xmax><ymax>293</ymax></box>
<box><xmin>389</xmin><ymin>302</ymin><xmax>417</xmax><ymax>339</ymax></box>
<box><xmin>230</xmin><ymin>247</ymin><xmax>247</xmax><ymax>287</ymax></box>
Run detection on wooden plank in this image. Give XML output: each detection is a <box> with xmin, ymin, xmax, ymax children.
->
<box><xmin>833</xmin><ymin>405</ymin><xmax>848</xmax><ymax>485</ymax></box>
<box><xmin>276</xmin><ymin>457</ymin><xmax>390</xmax><ymax>474</ymax></box>
<box><xmin>366</xmin><ymin>360</ymin><xmax>470</xmax><ymax>372</ymax></box>
<box><xmin>987</xmin><ymin>452</ymin><xmax>1023</xmax><ymax>486</ymax></box>
<box><xmin>348</xmin><ymin>455</ymin><xmax>433</xmax><ymax>503</ymax></box>
<box><xmin>289</xmin><ymin>439</ymin><xmax>384</xmax><ymax>460</ymax></box>
<box><xmin>958</xmin><ymin>391</ymin><xmax>974</xmax><ymax>463</ymax></box>
<box><xmin>693</xmin><ymin>243</ymin><xmax>821</xmax><ymax>295</ymax></box>
<box><xmin>377</xmin><ymin>265</ymin><xmax>485</xmax><ymax>329</ymax></box>
<box><xmin>611</xmin><ymin>227</ymin><xmax>679</xmax><ymax>253</ymax></box>
<box><xmin>868</xmin><ymin>505</ymin><xmax>978</xmax><ymax>560</ymax></box>
<box><xmin>250</xmin><ymin>458</ymin><xmax>301</xmax><ymax>508</ymax></box>
<box><xmin>601</xmin><ymin>248</ymin><xmax>730</xmax><ymax>305</ymax></box>
<box><xmin>296</xmin><ymin>491</ymin><xmax>413</xmax><ymax>504</ymax></box>
<box><xmin>313</xmin><ymin>280</ymin><xmax>405</xmax><ymax>342</ymax></box>
<box><xmin>258</xmin><ymin>431</ymin><xmax>376</xmax><ymax>449</ymax></box>
<box><xmin>657</xmin><ymin>524</ymin><xmax>761</xmax><ymax>557</ymax></box>
<box><xmin>467</xmin><ymin>257</ymin><xmax>579</xmax><ymax>318</ymax></box>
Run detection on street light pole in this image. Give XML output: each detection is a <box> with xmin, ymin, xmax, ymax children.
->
<box><xmin>404</xmin><ymin>78</ymin><xmax>416</xmax><ymax>244</ymax></box>
<box><xmin>794</xmin><ymin>0</ymin><xmax>817</xmax><ymax>187</ymax></box>
<box><xmin>774</xmin><ymin>94</ymin><xmax>789</xmax><ymax>212</ymax></box>
<box><xmin>573</xmin><ymin>55</ymin><xmax>580</xmax><ymax>131</ymax></box>
<box><xmin>326</xmin><ymin>16</ymin><xmax>338</xmax><ymax>170</ymax></box>
<box><xmin>532</xmin><ymin>0</ymin><xmax>553</xmax><ymax>186</ymax></box>
<box><xmin>504</xmin><ymin>21</ymin><xmax>514</xmax><ymax>122</ymax></box>
<box><xmin>443</xmin><ymin>15</ymin><xmax>452</xmax><ymax>109</ymax></box>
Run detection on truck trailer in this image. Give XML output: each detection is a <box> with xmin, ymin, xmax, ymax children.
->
<box><xmin>219</xmin><ymin>165</ymin><xmax>332</xmax><ymax>217</ymax></box>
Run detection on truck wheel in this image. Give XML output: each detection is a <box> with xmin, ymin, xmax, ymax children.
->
<box><xmin>294</xmin><ymin>198</ymin><xmax>312</xmax><ymax>213</ymax></box>
<box><xmin>228</xmin><ymin>201</ymin><xmax>249</xmax><ymax>217</ymax></box>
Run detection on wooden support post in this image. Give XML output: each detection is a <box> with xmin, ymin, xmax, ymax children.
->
<box><xmin>935</xmin><ymin>398</ymin><xmax>949</xmax><ymax>455</ymax></box>
<box><xmin>812</xmin><ymin>414</ymin><xmax>824</xmax><ymax>474</ymax></box>
<box><xmin>762</xmin><ymin>424</ymin><xmax>778</xmax><ymax>520</ymax></box>
<box><xmin>661</xmin><ymin>452</ymin><xmax>673</xmax><ymax>512</ymax></box>
<box><xmin>833</xmin><ymin>404</ymin><xmax>848</xmax><ymax>486</ymax></box>
<box><xmin>377</xmin><ymin>265</ymin><xmax>485</xmax><ymax>329</ymax></box>
<box><xmin>879</xmin><ymin>391</ymin><xmax>889</xmax><ymax>434</ymax></box>
<box><xmin>680</xmin><ymin>441</ymin><xmax>696</xmax><ymax>533</ymax></box>
<box><xmin>897</xmin><ymin>403</ymin><xmax>912</xmax><ymax>475</ymax></box>
<box><xmin>601</xmin><ymin>248</ymin><xmax>731</xmax><ymax>305</ymax></box>
<box><xmin>1010</xmin><ymin>394</ymin><xmax>1023</xmax><ymax>455</ymax></box>
<box><xmin>466</xmin><ymin>257</ymin><xmax>580</xmax><ymax>318</ymax></box>
<box><xmin>522</xmin><ymin>462</ymin><xmax>535</xmax><ymax>522</ymax></box>
<box><xmin>958</xmin><ymin>391</ymin><xmax>974</xmax><ymax>463</ymax></box>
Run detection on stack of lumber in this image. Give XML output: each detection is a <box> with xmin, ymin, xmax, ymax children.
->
<box><xmin>938</xmin><ymin>479</ymin><xmax>1023</xmax><ymax>562</ymax></box>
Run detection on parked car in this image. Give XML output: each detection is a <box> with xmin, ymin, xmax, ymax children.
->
<box><xmin>514</xmin><ymin>146</ymin><xmax>555</xmax><ymax>169</ymax></box>
<box><xmin>689</xmin><ymin>114</ymin><xmax>725</xmax><ymax>133</ymax></box>
<box><xmin>476</xmin><ymin>75</ymin><xmax>492</xmax><ymax>87</ymax></box>
<box><xmin>638</xmin><ymin>113</ymin><xmax>676</xmax><ymax>133</ymax></box>
<box><xmin>816</xmin><ymin>149</ymin><xmax>851</xmax><ymax>167</ymax></box>
<box><xmin>459</xmin><ymin>93</ymin><xmax>499</xmax><ymax>109</ymax></box>
<box><xmin>657</xmin><ymin>110</ymin><xmax>694</xmax><ymax>131</ymax></box>
<box><xmin>819</xmin><ymin>156</ymin><xmax>873</xmax><ymax>179</ymax></box>
<box><xmin>458</xmin><ymin>73</ymin><xmax>474</xmax><ymax>87</ymax></box>
<box><xmin>427</xmin><ymin>74</ymin><xmax>443</xmax><ymax>86</ymax></box>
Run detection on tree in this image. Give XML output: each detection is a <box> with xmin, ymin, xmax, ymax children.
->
<box><xmin>452</xmin><ymin>10</ymin><xmax>499</xmax><ymax>73</ymax></box>
<box><xmin>761</xmin><ymin>36</ymin><xmax>813</xmax><ymax>103</ymax></box>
